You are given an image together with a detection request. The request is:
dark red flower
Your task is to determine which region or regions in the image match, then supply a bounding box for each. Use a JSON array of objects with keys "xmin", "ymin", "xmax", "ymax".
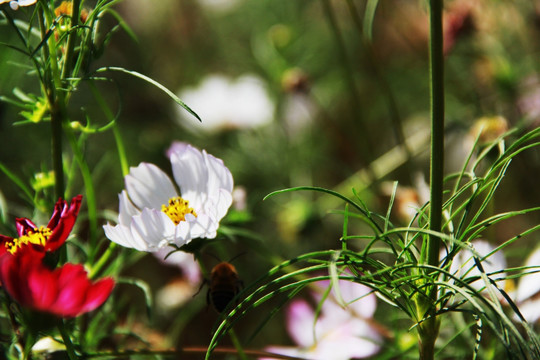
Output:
[
  {"xmin": 0, "ymin": 195, "xmax": 82, "ymax": 257},
  {"xmin": 0, "ymin": 254, "xmax": 114, "ymax": 317}
]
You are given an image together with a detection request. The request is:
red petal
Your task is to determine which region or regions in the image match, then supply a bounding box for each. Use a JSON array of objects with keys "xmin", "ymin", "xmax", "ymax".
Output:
[
  {"xmin": 52, "ymin": 264, "xmax": 90, "ymax": 317},
  {"xmin": 0, "ymin": 254, "xmax": 24, "ymax": 300},
  {"xmin": 50, "ymin": 263, "xmax": 114, "ymax": 317},
  {"xmin": 0, "ymin": 255, "xmax": 53, "ymax": 309},
  {"xmin": 80, "ymin": 277, "xmax": 115, "ymax": 314},
  {"xmin": 15, "ymin": 218, "xmax": 37, "ymax": 236},
  {"xmin": 26, "ymin": 262, "xmax": 58, "ymax": 310},
  {"xmin": 46, "ymin": 195, "xmax": 83, "ymax": 252}
]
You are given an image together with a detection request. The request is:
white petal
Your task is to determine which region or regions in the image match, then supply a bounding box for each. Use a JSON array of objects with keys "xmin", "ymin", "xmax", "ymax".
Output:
[
  {"xmin": 516, "ymin": 248, "xmax": 540, "ymax": 302},
  {"xmin": 125, "ymin": 163, "xmax": 177, "ymax": 210},
  {"xmin": 450, "ymin": 239, "xmax": 507, "ymax": 291},
  {"xmin": 170, "ymin": 145, "xmax": 209, "ymax": 208},
  {"xmin": 166, "ymin": 141, "xmax": 189, "ymax": 159},
  {"xmin": 204, "ymin": 150, "xmax": 234, "ymax": 195},
  {"xmin": 516, "ymin": 298, "xmax": 540, "ymax": 323},
  {"xmin": 187, "ymin": 213, "xmax": 218, "ymax": 239},
  {"xmin": 104, "ymin": 209, "xmax": 175, "ymax": 252},
  {"xmin": 132, "ymin": 208, "xmax": 177, "ymax": 249},
  {"xmin": 103, "ymin": 223, "xmax": 151, "ymax": 251},
  {"xmin": 118, "ymin": 190, "xmax": 140, "ymax": 225},
  {"xmin": 169, "ymin": 144, "xmax": 233, "ymax": 221},
  {"xmin": 171, "ymin": 220, "xmax": 192, "ymax": 247},
  {"xmin": 17, "ymin": 0, "xmax": 36, "ymax": 5}
]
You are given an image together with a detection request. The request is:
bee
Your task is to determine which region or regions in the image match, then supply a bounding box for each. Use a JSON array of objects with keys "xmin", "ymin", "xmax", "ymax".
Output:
[{"xmin": 207, "ymin": 261, "xmax": 243, "ymax": 313}]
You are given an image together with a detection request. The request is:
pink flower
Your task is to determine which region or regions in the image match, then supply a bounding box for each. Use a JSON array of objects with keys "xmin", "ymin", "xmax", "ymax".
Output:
[{"xmin": 263, "ymin": 279, "xmax": 381, "ymax": 360}]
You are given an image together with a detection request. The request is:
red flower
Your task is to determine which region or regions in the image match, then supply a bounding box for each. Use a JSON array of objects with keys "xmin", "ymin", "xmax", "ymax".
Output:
[
  {"xmin": 0, "ymin": 195, "xmax": 82, "ymax": 257},
  {"xmin": 0, "ymin": 255, "xmax": 114, "ymax": 318},
  {"xmin": 0, "ymin": 195, "xmax": 114, "ymax": 317}
]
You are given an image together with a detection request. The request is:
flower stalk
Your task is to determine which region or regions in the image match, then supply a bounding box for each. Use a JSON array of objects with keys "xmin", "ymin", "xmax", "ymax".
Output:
[
  {"xmin": 58, "ymin": 320, "xmax": 78, "ymax": 360},
  {"xmin": 418, "ymin": 0, "xmax": 445, "ymax": 358}
]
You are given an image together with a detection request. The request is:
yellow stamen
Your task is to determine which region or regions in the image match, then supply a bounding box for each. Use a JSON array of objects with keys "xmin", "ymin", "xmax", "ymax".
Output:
[
  {"xmin": 161, "ymin": 197, "xmax": 197, "ymax": 225},
  {"xmin": 5, "ymin": 226, "xmax": 52, "ymax": 254}
]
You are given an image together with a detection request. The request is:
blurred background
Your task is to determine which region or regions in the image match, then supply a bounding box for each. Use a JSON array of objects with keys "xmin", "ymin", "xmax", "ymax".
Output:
[{"xmin": 1, "ymin": 0, "xmax": 540, "ymax": 358}]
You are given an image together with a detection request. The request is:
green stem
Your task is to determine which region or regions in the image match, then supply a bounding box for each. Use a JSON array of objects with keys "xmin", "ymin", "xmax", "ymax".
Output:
[
  {"xmin": 58, "ymin": 320, "xmax": 78, "ymax": 360},
  {"xmin": 320, "ymin": 0, "xmax": 375, "ymax": 160},
  {"xmin": 61, "ymin": 0, "xmax": 81, "ymax": 80},
  {"xmin": 87, "ymin": 82, "xmax": 129, "ymax": 176},
  {"xmin": 427, "ymin": 0, "xmax": 444, "ymax": 272},
  {"xmin": 65, "ymin": 127, "xmax": 98, "ymax": 257},
  {"xmin": 39, "ymin": 3, "xmax": 67, "ymax": 200},
  {"xmin": 89, "ymin": 242, "xmax": 117, "ymax": 279},
  {"xmin": 228, "ymin": 328, "xmax": 248, "ymax": 360},
  {"xmin": 420, "ymin": 0, "xmax": 444, "ymax": 359}
]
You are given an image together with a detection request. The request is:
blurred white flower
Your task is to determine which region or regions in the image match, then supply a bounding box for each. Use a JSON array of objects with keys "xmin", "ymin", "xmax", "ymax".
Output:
[
  {"xmin": 513, "ymin": 248, "xmax": 540, "ymax": 323},
  {"xmin": 31, "ymin": 336, "xmax": 65, "ymax": 354},
  {"xmin": 156, "ymin": 277, "xmax": 198, "ymax": 311},
  {"xmin": 444, "ymin": 239, "xmax": 508, "ymax": 292},
  {"xmin": 176, "ymin": 74, "xmax": 274, "ymax": 133},
  {"xmin": 0, "ymin": 0, "xmax": 36, "ymax": 10},
  {"xmin": 104, "ymin": 142, "xmax": 233, "ymax": 252},
  {"xmin": 443, "ymin": 240, "xmax": 540, "ymax": 323},
  {"xmin": 197, "ymin": 0, "xmax": 241, "ymax": 13},
  {"xmin": 262, "ymin": 279, "xmax": 381, "ymax": 360}
]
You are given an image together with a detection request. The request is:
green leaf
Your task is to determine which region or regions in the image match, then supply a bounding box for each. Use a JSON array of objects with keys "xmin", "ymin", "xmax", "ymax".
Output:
[
  {"xmin": 363, "ymin": 0, "xmax": 380, "ymax": 42},
  {"xmin": 94, "ymin": 66, "xmax": 201, "ymax": 122}
]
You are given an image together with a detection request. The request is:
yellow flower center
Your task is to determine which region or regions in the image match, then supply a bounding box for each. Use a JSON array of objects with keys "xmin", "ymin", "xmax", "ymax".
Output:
[
  {"xmin": 161, "ymin": 197, "xmax": 197, "ymax": 225},
  {"xmin": 5, "ymin": 226, "xmax": 52, "ymax": 254}
]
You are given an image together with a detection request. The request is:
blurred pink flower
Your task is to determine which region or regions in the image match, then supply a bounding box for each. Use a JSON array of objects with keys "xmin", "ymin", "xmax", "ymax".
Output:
[
  {"xmin": 262, "ymin": 279, "xmax": 381, "ymax": 360},
  {"xmin": 153, "ymin": 247, "xmax": 201, "ymax": 284}
]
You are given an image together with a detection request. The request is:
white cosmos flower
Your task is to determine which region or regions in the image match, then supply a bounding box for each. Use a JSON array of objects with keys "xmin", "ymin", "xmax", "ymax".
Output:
[
  {"xmin": 176, "ymin": 74, "xmax": 274, "ymax": 133},
  {"xmin": 103, "ymin": 143, "xmax": 233, "ymax": 252}
]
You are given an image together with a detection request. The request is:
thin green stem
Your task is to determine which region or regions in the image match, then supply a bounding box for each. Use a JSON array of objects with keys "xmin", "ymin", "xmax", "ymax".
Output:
[
  {"xmin": 89, "ymin": 242, "xmax": 117, "ymax": 279},
  {"xmin": 427, "ymin": 0, "xmax": 445, "ymax": 271},
  {"xmin": 58, "ymin": 320, "xmax": 78, "ymax": 360},
  {"xmin": 87, "ymin": 82, "xmax": 129, "ymax": 176},
  {"xmin": 419, "ymin": 0, "xmax": 445, "ymax": 359},
  {"xmin": 61, "ymin": 0, "xmax": 81, "ymax": 80},
  {"xmin": 228, "ymin": 328, "xmax": 248, "ymax": 360},
  {"xmin": 39, "ymin": 3, "xmax": 66, "ymax": 200},
  {"xmin": 65, "ymin": 127, "xmax": 99, "ymax": 257}
]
